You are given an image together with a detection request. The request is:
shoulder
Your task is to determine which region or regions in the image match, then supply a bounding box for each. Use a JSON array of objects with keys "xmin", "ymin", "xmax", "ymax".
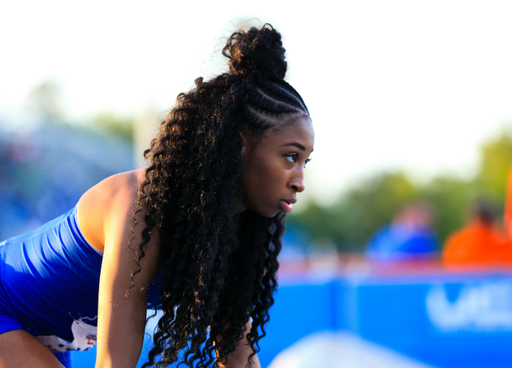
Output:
[
  {"xmin": 86, "ymin": 168, "xmax": 145, "ymax": 204},
  {"xmin": 77, "ymin": 168, "xmax": 147, "ymax": 253}
]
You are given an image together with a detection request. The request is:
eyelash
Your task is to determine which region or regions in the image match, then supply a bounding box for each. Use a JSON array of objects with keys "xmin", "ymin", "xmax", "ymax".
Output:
[{"xmin": 285, "ymin": 154, "xmax": 312, "ymax": 168}]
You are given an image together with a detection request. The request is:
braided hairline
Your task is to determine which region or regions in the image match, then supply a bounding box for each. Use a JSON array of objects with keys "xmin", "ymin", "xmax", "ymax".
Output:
[
  {"xmin": 253, "ymin": 86, "xmax": 303, "ymax": 112},
  {"xmin": 246, "ymin": 106, "xmax": 307, "ymax": 131},
  {"xmin": 263, "ymin": 82, "xmax": 308, "ymax": 112},
  {"xmin": 240, "ymin": 74, "xmax": 309, "ymax": 134}
]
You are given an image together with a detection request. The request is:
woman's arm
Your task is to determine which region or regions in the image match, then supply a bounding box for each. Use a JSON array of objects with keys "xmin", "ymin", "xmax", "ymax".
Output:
[{"xmin": 79, "ymin": 170, "xmax": 161, "ymax": 368}]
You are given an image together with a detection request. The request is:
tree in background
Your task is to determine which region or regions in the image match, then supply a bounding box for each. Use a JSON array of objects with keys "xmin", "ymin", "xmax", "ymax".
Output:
[
  {"xmin": 420, "ymin": 176, "xmax": 479, "ymax": 244},
  {"xmin": 92, "ymin": 111, "xmax": 134, "ymax": 143},
  {"xmin": 477, "ymin": 129, "xmax": 512, "ymax": 205}
]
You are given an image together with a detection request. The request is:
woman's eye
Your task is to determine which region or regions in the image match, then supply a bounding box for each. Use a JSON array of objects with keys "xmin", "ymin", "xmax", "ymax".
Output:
[
  {"xmin": 284, "ymin": 154, "xmax": 297, "ymax": 163},
  {"xmin": 304, "ymin": 158, "xmax": 311, "ymax": 168}
]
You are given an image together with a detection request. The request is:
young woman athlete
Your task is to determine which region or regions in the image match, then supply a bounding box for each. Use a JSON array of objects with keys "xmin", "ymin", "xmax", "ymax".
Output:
[{"xmin": 0, "ymin": 24, "xmax": 314, "ymax": 368}]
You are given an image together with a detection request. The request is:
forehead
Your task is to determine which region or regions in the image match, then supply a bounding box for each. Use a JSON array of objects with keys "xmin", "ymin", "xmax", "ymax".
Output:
[{"xmin": 261, "ymin": 115, "xmax": 315, "ymax": 149}]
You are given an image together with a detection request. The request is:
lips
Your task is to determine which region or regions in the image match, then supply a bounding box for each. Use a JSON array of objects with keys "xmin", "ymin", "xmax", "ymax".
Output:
[{"xmin": 281, "ymin": 198, "xmax": 297, "ymax": 213}]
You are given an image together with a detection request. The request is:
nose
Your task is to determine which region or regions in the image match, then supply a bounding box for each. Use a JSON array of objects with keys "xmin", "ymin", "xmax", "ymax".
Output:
[{"xmin": 289, "ymin": 168, "xmax": 305, "ymax": 193}]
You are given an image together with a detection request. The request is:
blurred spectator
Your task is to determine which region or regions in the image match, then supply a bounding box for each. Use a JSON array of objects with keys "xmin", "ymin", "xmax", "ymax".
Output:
[
  {"xmin": 366, "ymin": 201, "xmax": 438, "ymax": 261},
  {"xmin": 442, "ymin": 200, "xmax": 512, "ymax": 267}
]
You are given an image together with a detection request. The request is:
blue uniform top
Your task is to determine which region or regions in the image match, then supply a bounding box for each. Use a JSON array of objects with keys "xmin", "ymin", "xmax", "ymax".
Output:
[{"xmin": 0, "ymin": 205, "xmax": 161, "ymax": 352}]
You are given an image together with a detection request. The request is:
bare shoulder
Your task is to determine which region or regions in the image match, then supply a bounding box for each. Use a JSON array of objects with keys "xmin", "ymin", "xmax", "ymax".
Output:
[
  {"xmin": 86, "ymin": 168, "xmax": 145, "ymax": 203},
  {"xmin": 77, "ymin": 168, "xmax": 147, "ymax": 253}
]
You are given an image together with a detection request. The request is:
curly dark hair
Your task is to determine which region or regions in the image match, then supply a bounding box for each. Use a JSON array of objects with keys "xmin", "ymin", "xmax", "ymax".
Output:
[{"xmin": 134, "ymin": 24, "xmax": 310, "ymax": 368}]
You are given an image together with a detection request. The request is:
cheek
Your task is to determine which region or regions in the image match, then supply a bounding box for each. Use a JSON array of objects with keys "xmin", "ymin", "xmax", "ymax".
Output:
[
  {"xmin": 244, "ymin": 160, "xmax": 281, "ymax": 198},
  {"xmin": 256, "ymin": 164, "xmax": 285, "ymax": 196}
]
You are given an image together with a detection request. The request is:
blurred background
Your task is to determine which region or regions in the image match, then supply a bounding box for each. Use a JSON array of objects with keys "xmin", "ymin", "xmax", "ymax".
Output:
[{"xmin": 2, "ymin": 1, "xmax": 512, "ymax": 367}]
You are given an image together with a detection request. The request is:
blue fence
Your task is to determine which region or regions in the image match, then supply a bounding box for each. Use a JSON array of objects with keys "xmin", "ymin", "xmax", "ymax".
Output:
[
  {"xmin": 259, "ymin": 267, "xmax": 512, "ymax": 368},
  {"xmin": 69, "ymin": 265, "xmax": 512, "ymax": 367}
]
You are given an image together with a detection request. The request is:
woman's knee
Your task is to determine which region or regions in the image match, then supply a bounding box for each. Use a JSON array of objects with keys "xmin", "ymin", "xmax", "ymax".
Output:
[{"xmin": 0, "ymin": 329, "xmax": 64, "ymax": 368}]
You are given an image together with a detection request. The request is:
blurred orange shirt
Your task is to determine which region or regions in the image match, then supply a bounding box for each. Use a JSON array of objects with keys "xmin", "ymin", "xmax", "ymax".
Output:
[
  {"xmin": 505, "ymin": 165, "xmax": 512, "ymax": 238},
  {"xmin": 442, "ymin": 221, "xmax": 512, "ymax": 267}
]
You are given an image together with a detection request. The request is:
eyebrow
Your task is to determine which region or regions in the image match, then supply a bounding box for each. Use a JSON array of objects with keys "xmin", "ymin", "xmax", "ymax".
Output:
[{"xmin": 283, "ymin": 142, "xmax": 314, "ymax": 153}]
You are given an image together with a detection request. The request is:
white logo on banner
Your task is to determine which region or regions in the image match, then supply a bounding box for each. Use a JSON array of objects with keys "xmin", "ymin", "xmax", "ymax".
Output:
[{"xmin": 426, "ymin": 282, "xmax": 512, "ymax": 332}]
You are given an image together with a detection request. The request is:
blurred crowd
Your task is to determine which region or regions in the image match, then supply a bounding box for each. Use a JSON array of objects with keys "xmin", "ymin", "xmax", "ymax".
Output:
[
  {"xmin": 364, "ymin": 179, "xmax": 512, "ymax": 269},
  {"xmin": 0, "ymin": 122, "xmax": 134, "ymax": 240}
]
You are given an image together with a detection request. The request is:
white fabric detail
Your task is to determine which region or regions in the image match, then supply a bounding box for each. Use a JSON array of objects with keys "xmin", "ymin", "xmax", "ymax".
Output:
[{"xmin": 35, "ymin": 320, "xmax": 97, "ymax": 353}]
